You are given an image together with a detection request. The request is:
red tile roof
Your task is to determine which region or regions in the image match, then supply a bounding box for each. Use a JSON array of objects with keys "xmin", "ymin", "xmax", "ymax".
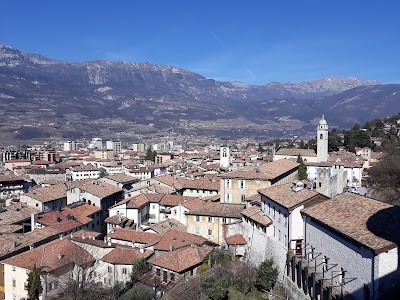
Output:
[
  {"xmin": 2, "ymin": 239, "xmax": 93, "ymax": 272},
  {"xmin": 226, "ymin": 234, "xmax": 247, "ymax": 245},
  {"xmin": 102, "ymin": 247, "xmax": 153, "ymax": 265},
  {"xmin": 301, "ymin": 193, "xmax": 397, "ymax": 253},
  {"xmin": 185, "ymin": 203, "xmax": 245, "ymax": 218},
  {"xmin": 258, "ymin": 182, "xmax": 320, "ymax": 210},
  {"xmin": 144, "ymin": 219, "xmax": 187, "ymax": 235},
  {"xmin": 149, "ymin": 244, "xmax": 213, "ymax": 273},
  {"xmin": 154, "ymin": 230, "xmax": 208, "ymax": 251},
  {"xmin": 241, "ymin": 206, "xmax": 272, "ymax": 226},
  {"xmin": 107, "ymin": 228, "xmax": 162, "ymax": 247},
  {"xmin": 220, "ymin": 159, "xmax": 299, "ymax": 180}
]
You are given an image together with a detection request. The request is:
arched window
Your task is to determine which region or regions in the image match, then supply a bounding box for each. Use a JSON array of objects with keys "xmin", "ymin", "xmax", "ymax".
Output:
[
  {"xmin": 320, "ymin": 133, "xmax": 323, "ymax": 139},
  {"xmin": 319, "ymin": 182, "xmax": 322, "ymax": 188}
]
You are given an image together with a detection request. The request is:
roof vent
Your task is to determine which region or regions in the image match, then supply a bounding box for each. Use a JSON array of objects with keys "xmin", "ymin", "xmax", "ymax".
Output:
[{"xmin": 255, "ymin": 168, "xmax": 260, "ymax": 173}]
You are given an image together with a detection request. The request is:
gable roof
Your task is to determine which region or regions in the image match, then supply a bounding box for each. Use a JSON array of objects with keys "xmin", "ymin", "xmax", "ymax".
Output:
[
  {"xmin": 226, "ymin": 234, "xmax": 247, "ymax": 245},
  {"xmin": 144, "ymin": 219, "xmax": 187, "ymax": 235},
  {"xmin": 154, "ymin": 230, "xmax": 208, "ymax": 251},
  {"xmin": 101, "ymin": 247, "xmax": 153, "ymax": 265},
  {"xmin": 107, "ymin": 228, "xmax": 162, "ymax": 247},
  {"xmin": 148, "ymin": 244, "xmax": 213, "ymax": 273},
  {"xmin": 220, "ymin": 159, "xmax": 299, "ymax": 180},
  {"xmin": 258, "ymin": 182, "xmax": 320, "ymax": 210},
  {"xmin": 23, "ymin": 183, "xmax": 68, "ymax": 203},
  {"xmin": 71, "ymin": 180, "xmax": 123, "ymax": 198},
  {"xmin": 185, "ymin": 203, "xmax": 245, "ymax": 218},
  {"xmin": 301, "ymin": 193, "xmax": 397, "ymax": 254},
  {"xmin": 275, "ymin": 148, "xmax": 316, "ymax": 157},
  {"xmin": 2, "ymin": 239, "xmax": 93, "ymax": 272},
  {"xmin": 241, "ymin": 206, "xmax": 272, "ymax": 226}
]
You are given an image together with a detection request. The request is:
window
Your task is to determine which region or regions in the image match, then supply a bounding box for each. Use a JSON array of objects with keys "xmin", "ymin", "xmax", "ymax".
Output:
[
  {"xmin": 284, "ymin": 214, "xmax": 288, "ymax": 226},
  {"xmin": 278, "ymin": 229, "xmax": 281, "ymax": 241},
  {"xmin": 273, "ymin": 207, "xmax": 276, "ymax": 218},
  {"xmin": 173, "ymin": 209, "xmax": 177, "ymax": 215},
  {"xmin": 208, "ymin": 229, "xmax": 213, "ymax": 236},
  {"xmin": 207, "ymin": 216, "xmax": 213, "ymax": 223},
  {"xmin": 240, "ymin": 180, "xmax": 245, "ymax": 189},
  {"xmin": 156, "ymin": 268, "xmax": 161, "ymax": 276},
  {"xmin": 170, "ymin": 273, "xmax": 175, "ymax": 281},
  {"xmin": 196, "ymin": 216, "xmax": 201, "ymax": 222},
  {"xmin": 225, "ymin": 179, "xmax": 231, "ymax": 188},
  {"xmin": 122, "ymin": 268, "xmax": 127, "ymax": 274},
  {"xmin": 225, "ymin": 193, "xmax": 231, "ymax": 202},
  {"xmin": 320, "ymin": 133, "xmax": 323, "ymax": 139},
  {"xmin": 284, "ymin": 235, "xmax": 287, "ymax": 246},
  {"xmin": 273, "ymin": 226, "xmax": 275, "ymax": 237},
  {"xmin": 222, "ymin": 218, "xmax": 227, "ymax": 224},
  {"xmin": 240, "ymin": 195, "xmax": 246, "ymax": 203},
  {"xmin": 12, "ymin": 266, "xmax": 16, "ymax": 271},
  {"xmin": 12, "ymin": 278, "xmax": 16, "ymax": 288},
  {"xmin": 104, "ymin": 278, "xmax": 107, "ymax": 284},
  {"xmin": 108, "ymin": 266, "xmax": 112, "ymax": 273},
  {"xmin": 268, "ymin": 203, "xmax": 271, "ymax": 213},
  {"xmin": 278, "ymin": 210, "xmax": 281, "ymax": 222},
  {"xmin": 195, "ymin": 228, "xmax": 200, "ymax": 235}
]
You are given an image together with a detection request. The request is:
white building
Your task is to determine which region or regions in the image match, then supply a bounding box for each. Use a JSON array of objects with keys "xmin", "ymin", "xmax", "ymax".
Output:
[
  {"xmin": 70, "ymin": 165, "xmax": 100, "ymax": 181},
  {"xmin": 299, "ymin": 193, "xmax": 400, "ymax": 300}
]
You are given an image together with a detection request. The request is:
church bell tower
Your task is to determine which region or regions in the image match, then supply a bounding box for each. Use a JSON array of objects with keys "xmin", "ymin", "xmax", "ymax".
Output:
[{"xmin": 317, "ymin": 114, "xmax": 328, "ymax": 162}]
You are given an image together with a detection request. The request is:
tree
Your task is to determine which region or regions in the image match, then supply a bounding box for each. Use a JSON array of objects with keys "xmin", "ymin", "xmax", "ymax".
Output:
[
  {"xmin": 27, "ymin": 264, "xmax": 43, "ymax": 300},
  {"xmin": 231, "ymin": 262, "xmax": 256, "ymax": 294},
  {"xmin": 119, "ymin": 285, "xmax": 152, "ymax": 300},
  {"xmin": 145, "ymin": 149, "xmax": 157, "ymax": 161},
  {"xmin": 99, "ymin": 167, "xmax": 108, "ymax": 178},
  {"xmin": 201, "ymin": 276, "xmax": 230, "ymax": 300},
  {"xmin": 297, "ymin": 155, "xmax": 307, "ymax": 181},
  {"xmin": 130, "ymin": 258, "xmax": 150, "ymax": 284},
  {"xmin": 369, "ymin": 143, "xmax": 400, "ymax": 205},
  {"xmin": 256, "ymin": 258, "xmax": 278, "ymax": 291}
]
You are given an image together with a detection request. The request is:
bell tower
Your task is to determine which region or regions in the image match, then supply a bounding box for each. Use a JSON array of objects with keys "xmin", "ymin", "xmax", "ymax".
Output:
[{"xmin": 317, "ymin": 114, "xmax": 328, "ymax": 162}]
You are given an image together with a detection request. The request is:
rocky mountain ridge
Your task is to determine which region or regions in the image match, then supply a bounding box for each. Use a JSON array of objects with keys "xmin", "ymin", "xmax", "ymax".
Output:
[{"xmin": 0, "ymin": 44, "xmax": 398, "ymax": 143}]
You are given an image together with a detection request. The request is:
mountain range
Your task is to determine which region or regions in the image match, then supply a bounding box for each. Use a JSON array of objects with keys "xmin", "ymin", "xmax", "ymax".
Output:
[{"xmin": 0, "ymin": 44, "xmax": 399, "ymax": 143}]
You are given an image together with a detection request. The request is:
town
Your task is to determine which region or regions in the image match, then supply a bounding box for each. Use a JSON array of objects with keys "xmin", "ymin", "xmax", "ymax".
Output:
[{"xmin": 0, "ymin": 114, "xmax": 398, "ymax": 300}]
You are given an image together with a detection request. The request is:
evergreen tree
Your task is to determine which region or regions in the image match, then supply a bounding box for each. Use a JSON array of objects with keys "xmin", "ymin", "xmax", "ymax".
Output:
[
  {"xmin": 256, "ymin": 258, "xmax": 278, "ymax": 291},
  {"xmin": 145, "ymin": 148, "xmax": 153, "ymax": 161},
  {"xmin": 27, "ymin": 264, "xmax": 43, "ymax": 300},
  {"xmin": 297, "ymin": 155, "xmax": 307, "ymax": 180},
  {"xmin": 98, "ymin": 167, "xmax": 108, "ymax": 178}
]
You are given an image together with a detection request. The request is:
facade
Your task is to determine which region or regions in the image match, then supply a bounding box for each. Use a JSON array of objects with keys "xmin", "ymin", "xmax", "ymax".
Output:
[
  {"xmin": 186, "ymin": 202, "xmax": 245, "ymax": 244},
  {"xmin": 220, "ymin": 159, "xmax": 299, "ymax": 204},
  {"xmin": 273, "ymin": 148, "xmax": 317, "ymax": 163},
  {"xmin": 71, "ymin": 165, "xmax": 100, "ymax": 181},
  {"xmin": 149, "ymin": 244, "xmax": 213, "ymax": 286},
  {"xmin": 20, "ymin": 183, "xmax": 67, "ymax": 212}
]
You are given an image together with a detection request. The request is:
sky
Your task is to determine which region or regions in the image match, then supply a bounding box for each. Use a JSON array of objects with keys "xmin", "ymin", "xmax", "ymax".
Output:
[{"xmin": 1, "ymin": 0, "xmax": 400, "ymax": 85}]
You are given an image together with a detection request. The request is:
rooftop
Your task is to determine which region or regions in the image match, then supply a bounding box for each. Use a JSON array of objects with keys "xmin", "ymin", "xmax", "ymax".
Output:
[
  {"xmin": 102, "ymin": 247, "xmax": 153, "ymax": 265},
  {"xmin": 220, "ymin": 159, "xmax": 299, "ymax": 180},
  {"xmin": 148, "ymin": 244, "xmax": 213, "ymax": 273},
  {"xmin": 154, "ymin": 230, "xmax": 209, "ymax": 251},
  {"xmin": 301, "ymin": 193, "xmax": 397, "ymax": 254},
  {"xmin": 258, "ymin": 182, "xmax": 321, "ymax": 210},
  {"xmin": 144, "ymin": 219, "xmax": 187, "ymax": 235},
  {"xmin": 241, "ymin": 206, "xmax": 272, "ymax": 226},
  {"xmin": 185, "ymin": 203, "xmax": 245, "ymax": 218}
]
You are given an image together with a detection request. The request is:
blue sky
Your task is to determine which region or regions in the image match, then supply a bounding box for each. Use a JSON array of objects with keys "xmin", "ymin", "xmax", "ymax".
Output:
[{"xmin": 1, "ymin": 1, "xmax": 400, "ymax": 84}]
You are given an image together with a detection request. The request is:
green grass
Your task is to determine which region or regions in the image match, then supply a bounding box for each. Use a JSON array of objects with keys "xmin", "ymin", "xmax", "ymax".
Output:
[{"xmin": 227, "ymin": 287, "xmax": 267, "ymax": 300}]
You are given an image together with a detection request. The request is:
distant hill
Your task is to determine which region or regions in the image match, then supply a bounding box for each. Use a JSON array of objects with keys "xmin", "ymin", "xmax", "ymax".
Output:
[{"xmin": 0, "ymin": 44, "xmax": 398, "ymax": 143}]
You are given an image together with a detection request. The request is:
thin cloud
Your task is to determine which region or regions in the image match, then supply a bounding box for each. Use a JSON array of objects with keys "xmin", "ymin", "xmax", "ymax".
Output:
[
  {"xmin": 247, "ymin": 70, "xmax": 256, "ymax": 80},
  {"xmin": 211, "ymin": 31, "xmax": 223, "ymax": 44}
]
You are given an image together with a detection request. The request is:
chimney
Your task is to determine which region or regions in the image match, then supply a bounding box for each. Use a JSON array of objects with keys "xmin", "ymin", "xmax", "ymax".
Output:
[
  {"xmin": 169, "ymin": 244, "xmax": 174, "ymax": 252},
  {"xmin": 139, "ymin": 248, "xmax": 144, "ymax": 253},
  {"xmin": 107, "ymin": 241, "xmax": 112, "ymax": 246},
  {"xmin": 104, "ymin": 237, "xmax": 107, "ymax": 244},
  {"xmin": 70, "ymin": 233, "xmax": 74, "ymax": 239},
  {"xmin": 59, "ymin": 234, "xmax": 63, "ymax": 240},
  {"xmin": 82, "ymin": 234, "xmax": 86, "ymax": 240}
]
